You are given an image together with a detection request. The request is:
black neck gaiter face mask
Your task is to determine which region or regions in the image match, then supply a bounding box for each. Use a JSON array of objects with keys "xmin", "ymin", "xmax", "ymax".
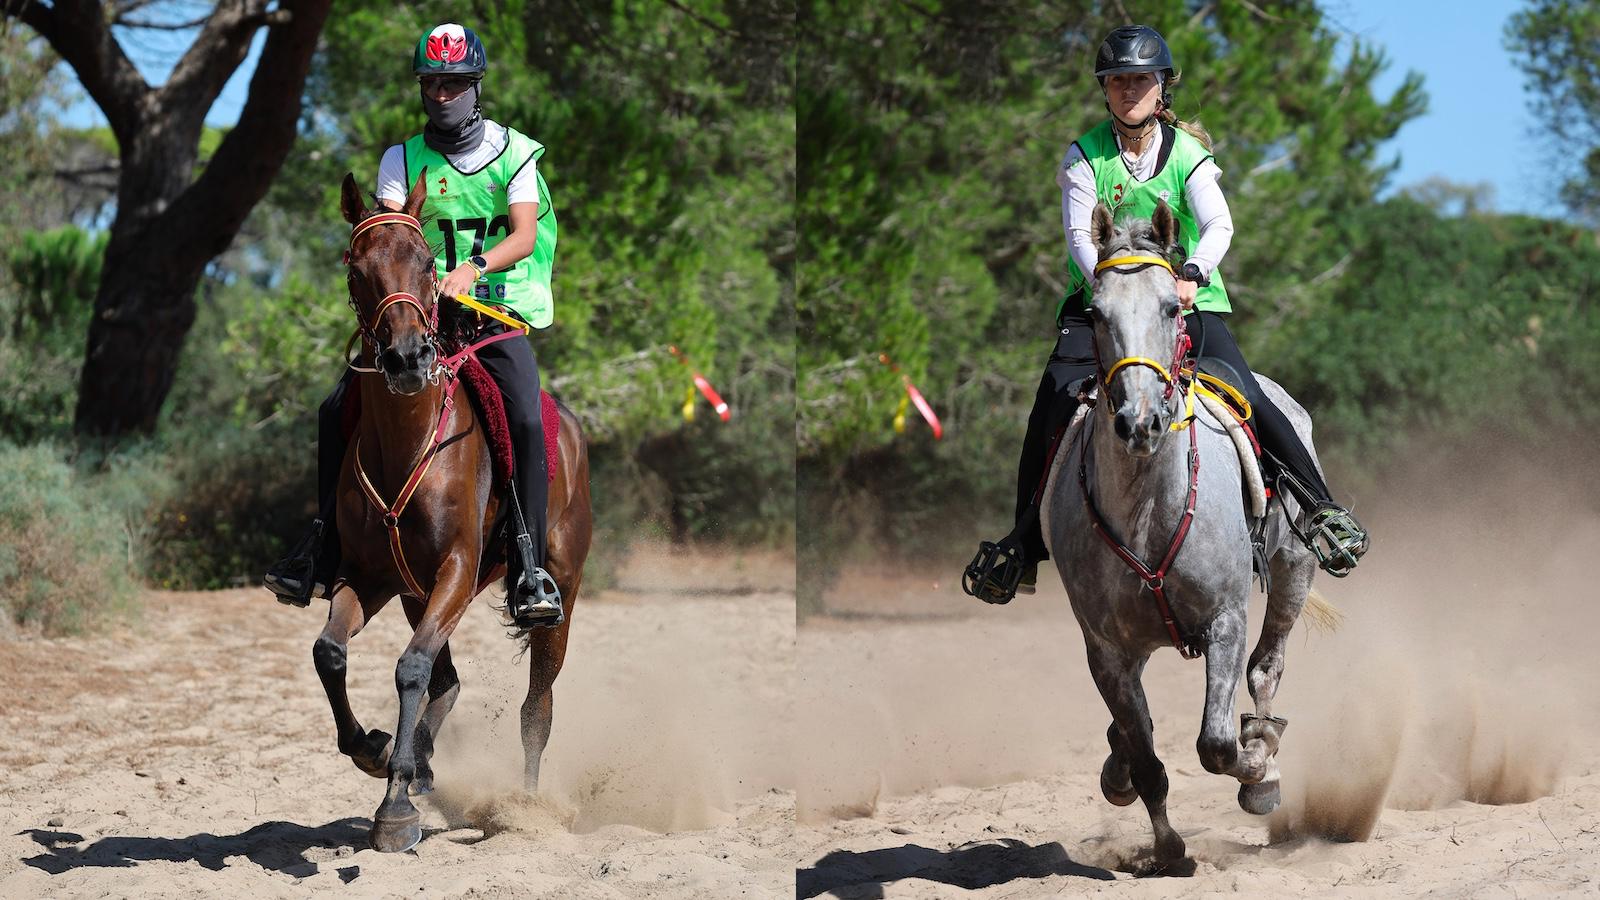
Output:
[{"xmin": 421, "ymin": 84, "xmax": 486, "ymax": 155}]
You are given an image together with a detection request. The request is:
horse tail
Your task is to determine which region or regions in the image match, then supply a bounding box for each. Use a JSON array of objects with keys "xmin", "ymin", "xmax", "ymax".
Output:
[{"xmin": 1300, "ymin": 586, "xmax": 1343, "ymax": 634}]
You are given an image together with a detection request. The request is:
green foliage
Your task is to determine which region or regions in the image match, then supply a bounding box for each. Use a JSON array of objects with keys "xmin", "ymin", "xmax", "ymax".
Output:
[
  {"xmin": 4, "ymin": 225, "xmax": 107, "ymax": 346},
  {"xmin": 1262, "ymin": 196, "xmax": 1600, "ymax": 471},
  {"xmin": 0, "ymin": 226, "xmax": 107, "ymax": 443},
  {"xmin": 1507, "ymin": 0, "xmax": 1600, "ymax": 222},
  {"xmin": 137, "ymin": 421, "xmax": 317, "ymax": 590},
  {"xmin": 0, "ymin": 442, "xmax": 142, "ymax": 635}
]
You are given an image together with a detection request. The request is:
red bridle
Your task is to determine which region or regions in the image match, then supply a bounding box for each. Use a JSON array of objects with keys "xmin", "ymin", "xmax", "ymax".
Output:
[
  {"xmin": 339, "ymin": 210, "xmax": 533, "ymax": 600},
  {"xmin": 346, "ymin": 212, "xmax": 440, "ymax": 371},
  {"xmin": 1080, "ymin": 257, "xmax": 1203, "ymax": 659}
]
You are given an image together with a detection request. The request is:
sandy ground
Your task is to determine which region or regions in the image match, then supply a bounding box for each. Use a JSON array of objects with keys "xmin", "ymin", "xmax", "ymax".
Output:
[
  {"xmin": 0, "ymin": 545, "xmax": 795, "ymax": 899},
  {"xmin": 797, "ymin": 452, "xmax": 1600, "ymax": 897}
]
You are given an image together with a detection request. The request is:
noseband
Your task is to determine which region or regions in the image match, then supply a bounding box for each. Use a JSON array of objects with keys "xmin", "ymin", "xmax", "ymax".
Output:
[
  {"xmin": 345, "ymin": 212, "xmax": 440, "ymax": 377},
  {"xmin": 1091, "ymin": 254, "xmax": 1193, "ymax": 427}
]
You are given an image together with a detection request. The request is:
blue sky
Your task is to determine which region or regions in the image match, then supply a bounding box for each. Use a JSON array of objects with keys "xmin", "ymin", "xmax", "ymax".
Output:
[
  {"xmin": 59, "ymin": 2, "xmax": 1548, "ymax": 216},
  {"xmin": 1327, "ymin": 0, "xmax": 1547, "ymax": 215}
]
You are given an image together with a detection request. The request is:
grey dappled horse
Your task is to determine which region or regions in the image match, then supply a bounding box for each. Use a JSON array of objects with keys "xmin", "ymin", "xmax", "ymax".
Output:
[{"xmin": 1041, "ymin": 200, "xmax": 1324, "ymax": 866}]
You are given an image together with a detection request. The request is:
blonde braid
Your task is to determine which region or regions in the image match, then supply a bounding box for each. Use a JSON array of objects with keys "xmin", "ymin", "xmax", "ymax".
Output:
[{"xmin": 1158, "ymin": 72, "xmax": 1213, "ymax": 151}]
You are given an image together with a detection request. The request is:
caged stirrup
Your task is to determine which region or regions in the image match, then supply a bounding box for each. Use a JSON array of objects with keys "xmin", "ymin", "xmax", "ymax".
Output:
[
  {"xmin": 962, "ymin": 538, "xmax": 1026, "ymax": 605},
  {"xmin": 1304, "ymin": 503, "xmax": 1369, "ymax": 578},
  {"xmin": 1270, "ymin": 468, "xmax": 1370, "ymax": 578},
  {"xmin": 508, "ymin": 530, "xmax": 565, "ymax": 628}
]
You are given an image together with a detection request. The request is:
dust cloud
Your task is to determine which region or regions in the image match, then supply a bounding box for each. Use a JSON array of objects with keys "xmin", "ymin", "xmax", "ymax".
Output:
[{"xmin": 799, "ymin": 438, "xmax": 1600, "ymax": 840}]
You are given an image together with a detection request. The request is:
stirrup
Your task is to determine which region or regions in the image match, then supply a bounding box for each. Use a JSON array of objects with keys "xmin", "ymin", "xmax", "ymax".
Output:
[
  {"xmin": 962, "ymin": 539, "xmax": 1025, "ymax": 605},
  {"xmin": 508, "ymin": 532, "xmax": 564, "ymax": 628},
  {"xmin": 1304, "ymin": 504, "xmax": 1369, "ymax": 578},
  {"xmin": 263, "ymin": 518, "xmax": 324, "ymax": 608}
]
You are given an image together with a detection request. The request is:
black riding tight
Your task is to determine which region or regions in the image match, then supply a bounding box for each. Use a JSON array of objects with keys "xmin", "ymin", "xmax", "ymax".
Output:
[{"xmin": 1012, "ymin": 309, "xmax": 1334, "ymax": 565}]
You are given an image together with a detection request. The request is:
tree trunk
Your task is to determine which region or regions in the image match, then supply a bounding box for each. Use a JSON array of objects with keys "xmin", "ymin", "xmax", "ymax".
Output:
[
  {"xmin": 18, "ymin": 0, "xmax": 338, "ymax": 439},
  {"xmin": 73, "ymin": 229, "xmax": 206, "ymax": 436}
]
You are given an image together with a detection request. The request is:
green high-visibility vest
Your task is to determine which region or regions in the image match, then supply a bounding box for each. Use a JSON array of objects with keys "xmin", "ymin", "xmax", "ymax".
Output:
[
  {"xmin": 403, "ymin": 128, "xmax": 557, "ymax": 329},
  {"xmin": 1061, "ymin": 119, "xmax": 1231, "ymax": 317}
]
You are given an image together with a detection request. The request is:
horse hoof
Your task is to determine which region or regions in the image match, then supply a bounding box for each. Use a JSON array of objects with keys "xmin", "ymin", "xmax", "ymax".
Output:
[
  {"xmin": 1100, "ymin": 756, "xmax": 1138, "ymax": 807},
  {"xmin": 370, "ymin": 814, "xmax": 422, "ymax": 853},
  {"xmin": 1154, "ymin": 830, "xmax": 1187, "ymax": 864},
  {"xmin": 371, "ymin": 797, "xmax": 422, "ymax": 853},
  {"xmin": 1239, "ymin": 779, "xmax": 1281, "ymax": 815},
  {"xmin": 352, "ymin": 730, "xmax": 393, "ymax": 779}
]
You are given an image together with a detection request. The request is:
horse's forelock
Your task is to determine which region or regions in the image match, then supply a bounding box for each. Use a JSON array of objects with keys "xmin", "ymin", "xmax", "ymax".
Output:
[{"xmin": 1100, "ymin": 220, "xmax": 1163, "ymax": 261}]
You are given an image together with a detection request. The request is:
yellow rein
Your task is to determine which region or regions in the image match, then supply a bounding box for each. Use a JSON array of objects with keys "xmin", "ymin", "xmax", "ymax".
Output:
[{"xmin": 449, "ymin": 292, "xmax": 530, "ymax": 334}]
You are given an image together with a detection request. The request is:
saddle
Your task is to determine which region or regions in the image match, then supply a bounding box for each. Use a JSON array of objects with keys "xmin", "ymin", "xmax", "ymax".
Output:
[{"xmin": 341, "ymin": 359, "xmax": 560, "ymax": 487}]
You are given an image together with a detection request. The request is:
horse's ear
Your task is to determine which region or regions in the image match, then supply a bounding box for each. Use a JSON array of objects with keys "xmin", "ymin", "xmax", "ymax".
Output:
[
  {"xmin": 402, "ymin": 166, "xmax": 428, "ymax": 219},
  {"xmin": 340, "ymin": 173, "xmax": 367, "ymax": 225},
  {"xmin": 1090, "ymin": 202, "xmax": 1116, "ymax": 256},
  {"xmin": 1151, "ymin": 199, "xmax": 1179, "ymax": 254}
]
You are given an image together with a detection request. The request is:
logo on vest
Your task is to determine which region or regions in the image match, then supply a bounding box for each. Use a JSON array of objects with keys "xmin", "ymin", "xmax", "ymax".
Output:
[
  {"xmin": 487, "ymin": 181, "xmax": 500, "ymax": 194},
  {"xmin": 1158, "ymin": 189, "xmax": 1171, "ymax": 203},
  {"xmin": 1112, "ymin": 182, "xmax": 1125, "ymax": 205}
]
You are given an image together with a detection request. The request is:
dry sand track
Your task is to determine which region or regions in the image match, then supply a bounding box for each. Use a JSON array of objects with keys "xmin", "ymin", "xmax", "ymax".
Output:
[
  {"xmin": 797, "ymin": 452, "xmax": 1600, "ymax": 897},
  {"xmin": 0, "ymin": 546, "xmax": 795, "ymax": 899}
]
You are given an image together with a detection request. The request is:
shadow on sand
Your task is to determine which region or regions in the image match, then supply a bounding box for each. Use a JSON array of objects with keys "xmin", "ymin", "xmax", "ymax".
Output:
[
  {"xmin": 21, "ymin": 818, "xmax": 372, "ymax": 880},
  {"xmin": 796, "ymin": 838, "xmax": 1121, "ymax": 899}
]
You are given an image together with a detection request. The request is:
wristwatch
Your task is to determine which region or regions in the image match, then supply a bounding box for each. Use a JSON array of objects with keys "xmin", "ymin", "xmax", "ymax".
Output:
[
  {"xmin": 468, "ymin": 254, "xmax": 489, "ymax": 277},
  {"xmin": 1178, "ymin": 261, "xmax": 1209, "ymax": 286}
]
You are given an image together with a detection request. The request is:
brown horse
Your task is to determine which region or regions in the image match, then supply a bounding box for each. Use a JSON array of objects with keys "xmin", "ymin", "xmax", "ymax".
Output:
[{"xmin": 312, "ymin": 171, "xmax": 592, "ymax": 853}]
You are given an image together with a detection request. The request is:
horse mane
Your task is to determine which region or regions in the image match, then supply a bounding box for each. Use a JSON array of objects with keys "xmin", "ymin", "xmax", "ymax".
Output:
[{"xmin": 1103, "ymin": 216, "xmax": 1167, "ymax": 260}]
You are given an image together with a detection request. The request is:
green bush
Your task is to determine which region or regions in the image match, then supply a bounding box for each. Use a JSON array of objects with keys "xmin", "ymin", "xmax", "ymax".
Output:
[{"xmin": 0, "ymin": 442, "xmax": 143, "ymax": 635}]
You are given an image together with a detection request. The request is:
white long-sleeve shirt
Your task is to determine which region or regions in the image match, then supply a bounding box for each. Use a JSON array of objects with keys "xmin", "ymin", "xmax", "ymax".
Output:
[{"xmin": 1057, "ymin": 124, "xmax": 1233, "ymax": 283}]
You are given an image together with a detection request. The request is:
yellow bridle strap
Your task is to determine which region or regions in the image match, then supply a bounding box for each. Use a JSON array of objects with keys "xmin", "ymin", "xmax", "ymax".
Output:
[
  {"xmin": 1103, "ymin": 356, "xmax": 1196, "ymax": 433},
  {"xmin": 350, "ymin": 212, "xmax": 424, "ymax": 245},
  {"xmin": 1094, "ymin": 255, "xmax": 1174, "ymax": 275},
  {"xmin": 1104, "ymin": 356, "xmax": 1174, "ymax": 386},
  {"xmin": 450, "ymin": 293, "xmax": 530, "ymax": 334}
]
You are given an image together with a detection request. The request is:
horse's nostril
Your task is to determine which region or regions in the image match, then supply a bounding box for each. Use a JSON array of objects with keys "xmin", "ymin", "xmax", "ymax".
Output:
[{"xmin": 1114, "ymin": 412, "xmax": 1134, "ymax": 441}]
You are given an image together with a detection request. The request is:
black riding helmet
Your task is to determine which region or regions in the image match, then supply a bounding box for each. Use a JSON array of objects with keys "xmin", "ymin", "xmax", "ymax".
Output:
[
  {"xmin": 1095, "ymin": 25, "xmax": 1175, "ymax": 126},
  {"xmin": 1094, "ymin": 24, "xmax": 1174, "ymax": 81},
  {"xmin": 412, "ymin": 23, "xmax": 488, "ymax": 79}
]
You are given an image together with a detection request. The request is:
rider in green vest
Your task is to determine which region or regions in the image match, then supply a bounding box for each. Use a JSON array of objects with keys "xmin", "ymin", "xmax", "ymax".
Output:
[
  {"xmin": 964, "ymin": 24, "xmax": 1370, "ymax": 605},
  {"xmin": 264, "ymin": 23, "xmax": 564, "ymax": 629}
]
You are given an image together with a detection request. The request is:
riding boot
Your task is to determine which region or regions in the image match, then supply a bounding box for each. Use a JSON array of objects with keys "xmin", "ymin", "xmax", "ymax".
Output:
[
  {"xmin": 1187, "ymin": 311, "xmax": 1371, "ymax": 577},
  {"xmin": 505, "ymin": 480, "xmax": 563, "ymax": 628},
  {"xmin": 264, "ymin": 512, "xmax": 339, "ymax": 607},
  {"xmin": 1268, "ymin": 463, "xmax": 1370, "ymax": 578},
  {"xmin": 265, "ymin": 371, "xmax": 353, "ymax": 607},
  {"xmin": 965, "ymin": 312, "xmax": 1095, "ymax": 605}
]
